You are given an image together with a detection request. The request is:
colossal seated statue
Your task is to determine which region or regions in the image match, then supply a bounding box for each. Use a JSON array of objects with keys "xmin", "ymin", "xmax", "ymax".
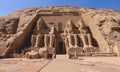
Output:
[
  {"xmin": 77, "ymin": 19, "xmax": 93, "ymax": 48},
  {"xmin": 64, "ymin": 20, "xmax": 75, "ymax": 48}
]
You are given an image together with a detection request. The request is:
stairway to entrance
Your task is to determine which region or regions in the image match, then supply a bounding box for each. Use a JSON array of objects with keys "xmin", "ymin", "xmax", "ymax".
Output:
[
  {"xmin": 55, "ymin": 54, "xmax": 68, "ymax": 59},
  {"xmin": 39, "ymin": 55, "xmax": 81, "ymax": 72}
]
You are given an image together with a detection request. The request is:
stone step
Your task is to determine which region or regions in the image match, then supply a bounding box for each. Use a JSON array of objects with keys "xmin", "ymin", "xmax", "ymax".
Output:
[{"xmin": 56, "ymin": 54, "xmax": 68, "ymax": 59}]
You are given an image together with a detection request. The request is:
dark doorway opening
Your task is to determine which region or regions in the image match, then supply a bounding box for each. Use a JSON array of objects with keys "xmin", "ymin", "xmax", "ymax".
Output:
[{"xmin": 58, "ymin": 41, "xmax": 66, "ymax": 54}]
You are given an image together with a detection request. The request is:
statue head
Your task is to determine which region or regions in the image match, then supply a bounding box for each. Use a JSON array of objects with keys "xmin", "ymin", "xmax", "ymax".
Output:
[
  {"xmin": 66, "ymin": 20, "xmax": 74, "ymax": 30},
  {"xmin": 49, "ymin": 25, "xmax": 56, "ymax": 34},
  {"xmin": 77, "ymin": 19, "xmax": 86, "ymax": 29}
]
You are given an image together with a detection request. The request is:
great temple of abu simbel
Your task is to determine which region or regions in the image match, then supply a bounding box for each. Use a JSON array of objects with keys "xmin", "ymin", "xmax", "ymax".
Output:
[
  {"xmin": 0, "ymin": 6, "xmax": 120, "ymax": 59},
  {"xmin": 31, "ymin": 17, "xmax": 95, "ymax": 55}
]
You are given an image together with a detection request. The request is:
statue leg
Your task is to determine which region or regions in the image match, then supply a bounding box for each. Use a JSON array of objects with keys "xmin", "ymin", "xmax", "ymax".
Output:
[
  {"xmin": 44, "ymin": 35, "xmax": 49, "ymax": 47},
  {"xmin": 35, "ymin": 35, "xmax": 41, "ymax": 47},
  {"xmin": 66, "ymin": 47, "xmax": 70, "ymax": 58},
  {"xmin": 49, "ymin": 35, "xmax": 55, "ymax": 47},
  {"xmin": 64, "ymin": 35, "xmax": 69, "ymax": 58},
  {"xmin": 74, "ymin": 34, "xmax": 79, "ymax": 48},
  {"xmin": 80, "ymin": 34, "xmax": 88, "ymax": 48},
  {"xmin": 68, "ymin": 34, "xmax": 74, "ymax": 47},
  {"xmin": 52, "ymin": 48, "xmax": 56, "ymax": 59},
  {"xmin": 31, "ymin": 35, "xmax": 36, "ymax": 47},
  {"xmin": 87, "ymin": 34, "xmax": 93, "ymax": 47}
]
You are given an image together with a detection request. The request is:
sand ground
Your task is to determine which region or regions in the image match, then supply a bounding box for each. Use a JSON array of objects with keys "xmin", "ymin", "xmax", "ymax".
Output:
[
  {"xmin": 0, "ymin": 58, "xmax": 50, "ymax": 72},
  {"xmin": 74, "ymin": 57, "xmax": 120, "ymax": 72},
  {"xmin": 0, "ymin": 56, "xmax": 120, "ymax": 72},
  {"xmin": 40, "ymin": 55, "xmax": 120, "ymax": 72}
]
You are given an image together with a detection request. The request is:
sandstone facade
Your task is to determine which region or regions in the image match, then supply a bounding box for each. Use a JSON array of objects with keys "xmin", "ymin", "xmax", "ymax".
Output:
[{"xmin": 0, "ymin": 6, "xmax": 120, "ymax": 58}]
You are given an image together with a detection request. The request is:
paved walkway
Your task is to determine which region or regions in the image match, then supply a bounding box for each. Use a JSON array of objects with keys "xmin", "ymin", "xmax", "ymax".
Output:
[{"xmin": 39, "ymin": 55, "xmax": 81, "ymax": 72}]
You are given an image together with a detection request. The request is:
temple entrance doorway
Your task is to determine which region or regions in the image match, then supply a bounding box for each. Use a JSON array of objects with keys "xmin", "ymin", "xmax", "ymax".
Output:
[{"xmin": 58, "ymin": 41, "xmax": 66, "ymax": 54}]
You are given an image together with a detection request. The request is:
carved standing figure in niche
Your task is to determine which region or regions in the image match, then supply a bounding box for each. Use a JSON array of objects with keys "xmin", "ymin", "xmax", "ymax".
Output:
[{"xmin": 77, "ymin": 19, "xmax": 93, "ymax": 48}]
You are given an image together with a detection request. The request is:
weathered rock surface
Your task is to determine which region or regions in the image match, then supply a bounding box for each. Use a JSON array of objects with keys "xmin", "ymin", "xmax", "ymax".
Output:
[{"xmin": 0, "ymin": 6, "xmax": 120, "ymax": 58}]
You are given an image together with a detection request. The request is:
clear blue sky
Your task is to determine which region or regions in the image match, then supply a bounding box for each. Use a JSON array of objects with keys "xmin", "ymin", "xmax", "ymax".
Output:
[{"xmin": 0, "ymin": 0, "xmax": 120, "ymax": 17}]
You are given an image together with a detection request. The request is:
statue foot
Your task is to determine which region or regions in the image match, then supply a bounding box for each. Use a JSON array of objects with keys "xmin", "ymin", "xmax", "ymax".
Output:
[
  {"xmin": 84, "ymin": 45, "xmax": 88, "ymax": 48},
  {"xmin": 89, "ymin": 45, "xmax": 93, "ymax": 48}
]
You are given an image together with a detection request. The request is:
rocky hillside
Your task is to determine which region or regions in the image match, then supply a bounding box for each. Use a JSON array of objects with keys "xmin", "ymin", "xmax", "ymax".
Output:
[{"xmin": 0, "ymin": 6, "xmax": 120, "ymax": 57}]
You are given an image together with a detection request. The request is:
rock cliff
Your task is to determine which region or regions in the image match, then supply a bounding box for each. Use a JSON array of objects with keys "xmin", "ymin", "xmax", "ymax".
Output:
[{"xmin": 0, "ymin": 6, "xmax": 120, "ymax": 57}]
